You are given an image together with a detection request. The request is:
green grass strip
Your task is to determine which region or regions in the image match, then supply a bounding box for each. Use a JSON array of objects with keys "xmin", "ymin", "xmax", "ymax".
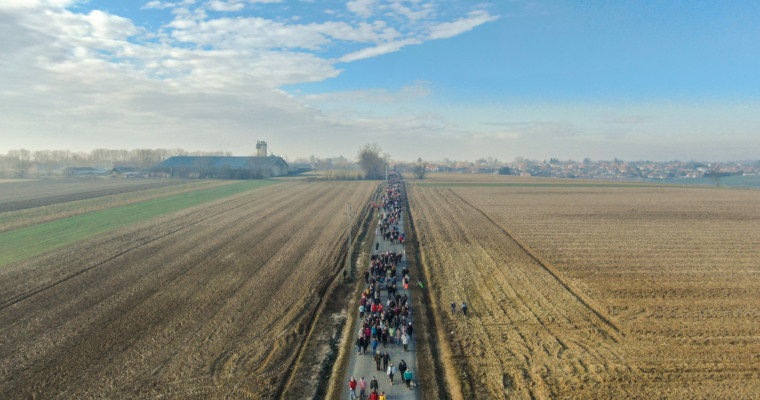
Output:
[{"xmin": 0, "ymin": 180, "xmax": 278, "ymax": 267}]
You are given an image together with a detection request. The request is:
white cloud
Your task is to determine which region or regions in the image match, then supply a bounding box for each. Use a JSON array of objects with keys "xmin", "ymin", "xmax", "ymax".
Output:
[
  {"xmin": 427, "ymin": 10, "xmax": 498, "ymax": 40},
  {"xmin": 347, "ymin": 0, "xmax": 376, "ymax": 19},
  {"xmin": 304, "ymin": 83, "xmax": 432, "ymax": 104},
  {"xmin": 142, "ymin": 1, "xmax": 176, "ymax": 10},
  {"xmin": 472, "ymin": 130, "xmax": 521, "ymax": 140},
  {"xmin": 387, "ymin": 0, "xmax": 435, "ymax": 22},
  {"xmin": 338, "ymin": 38, "xmax": 421, "ymax": 62},
  {"xmin": 481, "ymin": 121, "xmax": 580, "ymax": 138},
  {"xmin": 0, "ymin": 0, "xmax": 508, "ymax": 159},
  {"xmin": 85, "ymin": 10, "xmax": 141, "ymax": 39},
  {"xmin": 0, "ymin": 0, "xmax": 78, "ymax": 9},
  {"xmin": 207, "ymin": 0, "xmax": 245, "ymax": 11}
]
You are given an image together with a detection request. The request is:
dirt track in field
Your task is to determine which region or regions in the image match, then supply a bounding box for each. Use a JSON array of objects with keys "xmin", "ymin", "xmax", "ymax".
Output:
[{"xmin": 0, "ymin": 180, "xmax": 376, "ymax": 399}]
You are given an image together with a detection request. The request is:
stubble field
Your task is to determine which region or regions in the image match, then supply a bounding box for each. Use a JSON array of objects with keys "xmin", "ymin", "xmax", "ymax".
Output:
[
  {"xmin": 0, "ymin": 179, "xmax": 376, "ymax": 399},
  {"xmin": 408, "ymin": 173, "xmax": 760, "ymax": 399}
]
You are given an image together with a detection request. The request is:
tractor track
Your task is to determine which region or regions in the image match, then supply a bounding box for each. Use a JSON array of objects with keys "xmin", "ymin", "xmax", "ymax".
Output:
[{"xmin": 447, "ymin": 188, "xmax": 622, "ymax": 337}]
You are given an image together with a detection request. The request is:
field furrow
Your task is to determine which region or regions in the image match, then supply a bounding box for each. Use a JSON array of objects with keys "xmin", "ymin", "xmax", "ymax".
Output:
[
  {"xmin": 409, "ymin": 173, "xmax": 760, "ymax": 399},
  {"xmin": 0, "ymin": 180, "xmax": 377, "ymax": 399},
  {"xmin": 409, "ymin": 185, "xmax": 631, "ymax": 399}
]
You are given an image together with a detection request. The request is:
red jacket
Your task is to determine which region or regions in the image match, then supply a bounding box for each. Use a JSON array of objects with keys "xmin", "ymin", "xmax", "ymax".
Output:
[
  {"xmin": 370, "ymin": 392, "xmax": 379, "ymax": 400},
  {"xmin": 349, "ymin": 380, "xmax": 357, "ymax": 390}
]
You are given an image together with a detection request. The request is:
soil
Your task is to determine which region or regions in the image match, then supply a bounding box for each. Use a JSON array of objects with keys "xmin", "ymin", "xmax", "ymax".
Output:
[
  {"xmin": 406, "ymin": 174, "xmax": 760, "ymax": 399},
  {"xmin": 0, "ymin": 178, "xmax": 185, "ymax": 212},
  {"xmin": 0, "ymin": 180, "xmax": 376, "ymax": 399}
]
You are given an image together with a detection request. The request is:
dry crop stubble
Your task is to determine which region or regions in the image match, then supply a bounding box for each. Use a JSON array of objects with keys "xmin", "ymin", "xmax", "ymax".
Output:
[
  {"xmin": 410, "ymin": 174, "xmax": 760, "ymax": 399},
  {"xmin": 453, "ymin": 185, "xmax": 760, "ymax": 397},
  {"xmin": 408, "ymin": 185, "xmax": 630, "ymax": 399},
  {"xmin": 0, "ymin": 180, "xmax": 376, "ymax": 399}
]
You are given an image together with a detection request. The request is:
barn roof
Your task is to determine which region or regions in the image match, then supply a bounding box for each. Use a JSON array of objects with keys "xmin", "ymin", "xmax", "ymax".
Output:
[{"xmin": 153, "ymin": 156, "xmax": 287, "ymax": 170}]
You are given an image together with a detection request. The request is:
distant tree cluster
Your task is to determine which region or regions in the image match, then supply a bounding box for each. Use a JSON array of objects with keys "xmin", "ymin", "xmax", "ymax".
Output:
[
  {"xmin": 0, "ymin": 148, "xmax": 232, "ymax": 178},
  {"xmin": 357, "ymin": 143, "xmax": 389, "ymax": 180},
  {"xmin": 291, "ymin": 154, "xmax": 356, "ymax": 171}
]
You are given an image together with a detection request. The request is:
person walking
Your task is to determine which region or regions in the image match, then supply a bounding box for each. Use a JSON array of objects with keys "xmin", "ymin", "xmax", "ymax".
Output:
[
  {"xmin": 398, "ymin": 359, "xmax": 407, "ymax": 385},
  {"xmin": 369, "ymin": 388, "xmax": 379, "ymax": 400},
  {"xmin": 451, "ymin": 302, "xmax": 456, "ymax": 314},
  {"xmin": 379, "ymin": 390, "xmax": 387, "ymax": 400},
  {"xmin": 370, "ymin": 376, "xmax": 379, "ymax": 392},
  {"xmin": 404, "ymin": 369, "xmax": 413, "ymax": 389},
  {"xmin": 349, "ymin": 376, "xmax": 357, "ymax": 400},
  {"xmin": 387, "ymin": 363, "xmax": 396, "ymax": 385},
  {"xmin": 462, "ymin": 302, "xmax": 468, "ymax": 315},
  {"xmin": 401, "ymin": 332, "xmax": 409, "ymax": 352},
  {"xmin": 358, "ymin": 377, "xmax": 367, "ymax": 400},
  {"xmin": 382, "ymin": 351, "xmax": 390, "ymax": 371},
  {"xmin": 374, "ymin": 351, "xmax": 382, "ymax": 371}
]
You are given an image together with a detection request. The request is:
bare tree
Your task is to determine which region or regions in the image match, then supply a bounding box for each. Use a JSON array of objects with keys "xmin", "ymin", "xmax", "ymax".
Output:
[
  {"xmin": 414, "ymin": 157, "xmax": 426, "ymax": 179},
  {"xmin": 7, "ymin": 149, "xmax": 31, "ymax": 178},
  {"xmin": 357, "ymin": 143, "xmax": 388, "ymax": 180}
]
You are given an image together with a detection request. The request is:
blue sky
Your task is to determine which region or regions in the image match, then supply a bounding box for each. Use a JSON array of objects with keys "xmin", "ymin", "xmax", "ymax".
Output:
[{"xmin": 1, "ymin": 0, "xmax": 758, "ymax": 162}]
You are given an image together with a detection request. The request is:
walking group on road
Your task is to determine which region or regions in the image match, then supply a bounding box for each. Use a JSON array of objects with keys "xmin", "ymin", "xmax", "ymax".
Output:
[{"xmin": 349, "ymin": 173, "xmax": 416, "ymax": 400}]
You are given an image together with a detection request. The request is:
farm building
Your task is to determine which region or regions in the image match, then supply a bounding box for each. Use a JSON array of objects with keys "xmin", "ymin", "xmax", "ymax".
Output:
[{"xmin": 151, "ymin": 155, "xmax": 289, "ymax": 179}]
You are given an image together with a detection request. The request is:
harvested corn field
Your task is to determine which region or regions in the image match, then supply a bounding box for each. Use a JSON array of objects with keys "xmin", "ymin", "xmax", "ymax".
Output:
[
  {"xmin": 407, "ymin": 173, "xmax": 760, "ymax": 399},
  {"xmin": 0, "ymin": 180, "xmax": 376, "ymax": 399}
]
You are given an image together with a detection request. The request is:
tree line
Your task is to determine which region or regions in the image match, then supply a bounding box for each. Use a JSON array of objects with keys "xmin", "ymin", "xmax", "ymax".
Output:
[
  {"xmin": 0, "ymin": 148, "xmax": 231, "ymax": 178},
  {"xmin": 1, "ymin": 144, "xmax": 420, "ymax": 181}
]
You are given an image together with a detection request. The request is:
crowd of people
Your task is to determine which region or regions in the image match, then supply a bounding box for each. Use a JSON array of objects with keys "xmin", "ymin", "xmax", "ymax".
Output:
[{"xmin": 349, "ymin": 174, "xmax": 415, "ymax": 400}]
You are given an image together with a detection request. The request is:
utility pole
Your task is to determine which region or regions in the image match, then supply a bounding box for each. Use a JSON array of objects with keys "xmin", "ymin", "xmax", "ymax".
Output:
[{"xmin": 343, "ymin": 202, "xmax": 356, "ymax": 277}]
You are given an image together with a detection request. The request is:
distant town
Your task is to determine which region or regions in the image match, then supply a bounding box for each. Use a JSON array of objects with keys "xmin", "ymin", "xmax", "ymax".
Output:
[
  {"xmin": 295, "ymin": 154, "xmax": 760, "ymax": 187},
  {"xmin": 395, "ymin": 158, "xmax": 760, "ymax": 182},
  {"xmin": 1, "ymin": 148, "xmax": 759, "ymax": 187}
]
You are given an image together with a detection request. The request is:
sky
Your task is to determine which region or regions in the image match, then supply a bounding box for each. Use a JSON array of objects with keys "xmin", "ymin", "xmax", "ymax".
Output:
[{"xmin": 1, "ymin": 0, "xmax": 759, "ymax": 162}]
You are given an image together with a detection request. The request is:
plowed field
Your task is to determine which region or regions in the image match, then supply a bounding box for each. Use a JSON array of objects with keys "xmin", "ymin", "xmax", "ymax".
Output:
[
  {"xmin": 0, "ymin": 180, "xmax": 376, "ymax": 399},
  {"xmin": 0, "ymin": 178, "xmax": 187, "ymax": 212},
  {"xmin": 408, "ymin": 174, "xmax": 760, "ymax": 399}
]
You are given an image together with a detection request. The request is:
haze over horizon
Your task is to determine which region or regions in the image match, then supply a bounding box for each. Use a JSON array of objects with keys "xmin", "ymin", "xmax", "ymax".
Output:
[{"xmin": 2, "ymin": 0, "xmax": 758, "ymax": 163}]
